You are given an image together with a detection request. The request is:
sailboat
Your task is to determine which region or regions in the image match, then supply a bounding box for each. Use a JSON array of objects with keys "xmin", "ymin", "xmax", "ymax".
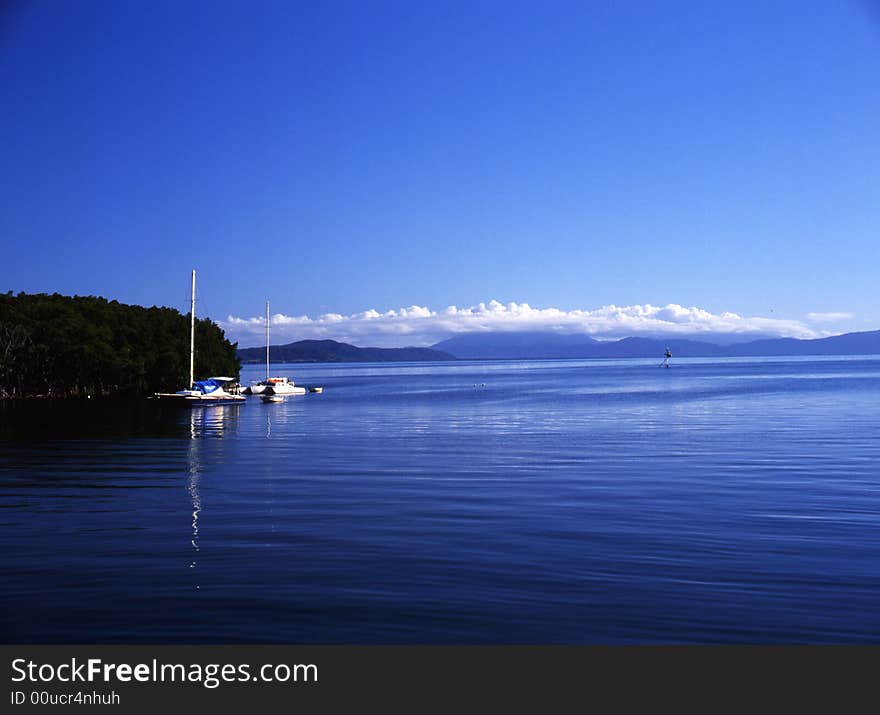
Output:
[
  {"xmin": 248, "ymin": 301, "xmax": 306, "ymax": 397},
  {"xmin": 153, "ymin": 270, "xmax": 246, "ymax": 406}
]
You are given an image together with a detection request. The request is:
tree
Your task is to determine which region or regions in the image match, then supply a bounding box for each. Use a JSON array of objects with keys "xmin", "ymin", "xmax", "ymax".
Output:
[{"xmin": 0, "ymin": 292, "xmax": 241, "ymax": 398}]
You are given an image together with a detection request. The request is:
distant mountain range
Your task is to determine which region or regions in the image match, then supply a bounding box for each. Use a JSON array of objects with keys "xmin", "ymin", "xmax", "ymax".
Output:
[
  {"xmin": 238, "ymin": 330, "xmax": 880, "ymax": 364},
  {"xmin": 431, "ymin": 330, "xmax": 880, "ymax": 359},
  {"xmin": 237, "ymin": 339, "xmax": 455, "ymax": 363}
]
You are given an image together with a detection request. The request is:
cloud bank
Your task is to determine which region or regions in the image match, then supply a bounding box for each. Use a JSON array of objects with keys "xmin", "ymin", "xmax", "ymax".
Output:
[{"xmin": 222, "ymin": 301, "xmax": 842, "ymax": 348}]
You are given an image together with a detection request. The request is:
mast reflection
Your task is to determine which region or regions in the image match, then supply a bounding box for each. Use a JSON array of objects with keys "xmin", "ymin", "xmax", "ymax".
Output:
[
  {"xmin": 187, "ymin": 412, "xmax": 201, "ymax": 590},
  {"xmin": 182, "ymin": 405, "xmax": 242, "ymax": 590}
]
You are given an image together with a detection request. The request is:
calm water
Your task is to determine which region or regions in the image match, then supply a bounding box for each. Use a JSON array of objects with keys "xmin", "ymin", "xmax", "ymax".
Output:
[{"xmin": 2, "ymin": 357, "xmax": 879, "ymax": 644}]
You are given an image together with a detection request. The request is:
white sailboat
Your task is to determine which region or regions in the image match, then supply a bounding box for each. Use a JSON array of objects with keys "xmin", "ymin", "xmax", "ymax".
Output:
[
  {"xmin": 249, "ymin": 301, "xmax": 306, "ymax": 397},
  {"xmin": 153, "ymin": 270, "xmax": 246, "ymax": 406}
]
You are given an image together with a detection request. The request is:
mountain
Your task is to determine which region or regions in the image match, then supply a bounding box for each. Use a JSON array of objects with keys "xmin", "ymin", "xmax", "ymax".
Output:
[
  {"xmin": 592, "ymin": 337, "xmax": 729, "ymax": 358},
  {"xmin": 433, "ymin": 332, "xmax": 726, "ymax": 359},
  {"xmin": 431, "ymin": 330, "xmax": 880, "ymax": 359},
  {"xmin": 431, "ymin": 331, "xmax": 602, "ymax": 359},
  {"xmin": 237, "ymin": 339, "xmax": 455, "ymax": 363},
  {"xmin": 729, "ymin": 330, "xmax": 880, "ymax": 356}
]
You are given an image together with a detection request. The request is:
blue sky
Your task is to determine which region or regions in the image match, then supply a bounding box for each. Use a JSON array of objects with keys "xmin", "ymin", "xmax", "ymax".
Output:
[{"xmin": 2, "ymin": 1, "xmax": 879, "ymax": 347}]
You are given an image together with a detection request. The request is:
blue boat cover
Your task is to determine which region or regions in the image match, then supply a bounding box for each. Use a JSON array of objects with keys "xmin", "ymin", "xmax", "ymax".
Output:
[{"xmin": 192, "ymin": 379, "xmax": 224, "ymax": 394}]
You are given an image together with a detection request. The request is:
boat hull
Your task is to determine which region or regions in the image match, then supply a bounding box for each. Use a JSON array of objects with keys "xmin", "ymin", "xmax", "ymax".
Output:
[
  {"xmin": 152, "ymin": 393, "xmax": 246, "ymax": 407},
  {"xmin": 267, "ymin": 384, "xmax": 306, "ymax": 396}
]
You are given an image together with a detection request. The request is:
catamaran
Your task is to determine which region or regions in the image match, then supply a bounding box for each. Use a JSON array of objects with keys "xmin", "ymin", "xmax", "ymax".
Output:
[
  {"xmin": 152, "ymin": 270, "xmax": 246, "ymax": 406},
  {"xmin": 248, "ymin": 301, "xmax": 306, "ymax": 396}
]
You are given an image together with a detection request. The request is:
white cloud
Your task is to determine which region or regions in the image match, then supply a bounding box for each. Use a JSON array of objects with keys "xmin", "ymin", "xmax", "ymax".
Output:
[
  {"xmin": 806, "ymin": 311, "xmax": 854, "ymax": 323},
  {"xmin": 222, "ymin": 301, "xmax": 831, "ymax": 348}
]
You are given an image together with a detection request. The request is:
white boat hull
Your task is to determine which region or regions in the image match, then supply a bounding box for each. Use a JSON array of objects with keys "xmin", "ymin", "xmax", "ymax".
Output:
[
  {"xmin": 268, "ymin": 384, "xmax": 306, "ymax": 396},
  {"xmin": 153, "ymin": 392, "xmax": 246, "ymax": 406}
]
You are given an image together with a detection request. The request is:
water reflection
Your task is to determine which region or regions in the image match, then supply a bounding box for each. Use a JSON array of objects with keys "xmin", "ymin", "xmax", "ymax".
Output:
[
  {"xmin": 180, "ymin": 405, "xmax": 244, "ymax": 590},
  {"xmin": 187, "ymin": 412, "xmax": 201, "ymax": 590},
  {"xmin": 182, "ymin": 404, "xmax": 242, "ymax": 438}
]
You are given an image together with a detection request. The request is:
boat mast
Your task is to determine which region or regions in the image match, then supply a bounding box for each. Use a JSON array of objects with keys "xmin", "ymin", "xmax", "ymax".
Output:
[
  {"xmin": 189, "ymin": 269, "xmax": 196, "ymax": 388},
  {"xmin": 266, "ymin": 300, "xmax": 270, "ymax": 381}
]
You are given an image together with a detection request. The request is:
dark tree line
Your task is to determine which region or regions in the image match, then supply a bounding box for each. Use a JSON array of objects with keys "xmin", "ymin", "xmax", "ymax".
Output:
[{"xmin": 0, "ymin": 292, "xmax": 240, "ymax": 398}]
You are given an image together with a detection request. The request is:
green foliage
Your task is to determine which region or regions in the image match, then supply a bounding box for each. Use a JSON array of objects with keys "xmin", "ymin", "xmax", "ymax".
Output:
[{"xmin": 0, "ymin": 291, "xmax": 240, "ymax": 398}]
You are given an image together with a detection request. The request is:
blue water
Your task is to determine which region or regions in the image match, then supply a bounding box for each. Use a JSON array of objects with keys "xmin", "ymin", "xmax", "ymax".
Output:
[{"xmin": 2, "ymin": 357, "xmax": 879, "ymax": 643}]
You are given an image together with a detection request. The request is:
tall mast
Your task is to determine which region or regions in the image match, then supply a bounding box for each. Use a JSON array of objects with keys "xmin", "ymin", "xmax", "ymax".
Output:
[
  {"xmin": 266, "ymin": 300, "xmax": 270, "ymax": 381},
  {"xmin": 189, "ymin": 269, "xmax": 196, "ymax": 388}
]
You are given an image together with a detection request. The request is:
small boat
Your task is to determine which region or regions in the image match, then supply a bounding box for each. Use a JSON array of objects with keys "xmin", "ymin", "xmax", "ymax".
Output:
[
  {"xmin": 153, "ymin": 270, "xmax": 246, "ymax": 407},
  {"xmin": 155, "ymin": 377, "xmax": 247, "ymax": 406},
  {"xmin": 249, "ymin": 300, "xmax": 306, "ymax": 396},
  {"xmin": 308, "ymin": 386, "xmax": 323, "ymax": 393},
  {"xmin": 261, "ymin": 393, "xmax": 285, "ymax": 403},
  {"xmin": 265, "ymin": 376, "xmax": 307, "ymax": 396}
]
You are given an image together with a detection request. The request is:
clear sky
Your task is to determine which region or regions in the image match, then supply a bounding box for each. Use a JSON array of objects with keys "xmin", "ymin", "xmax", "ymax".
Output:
[{"xmin": 2, "ymin": 1, "xmax": 879, "ymax": 347}]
